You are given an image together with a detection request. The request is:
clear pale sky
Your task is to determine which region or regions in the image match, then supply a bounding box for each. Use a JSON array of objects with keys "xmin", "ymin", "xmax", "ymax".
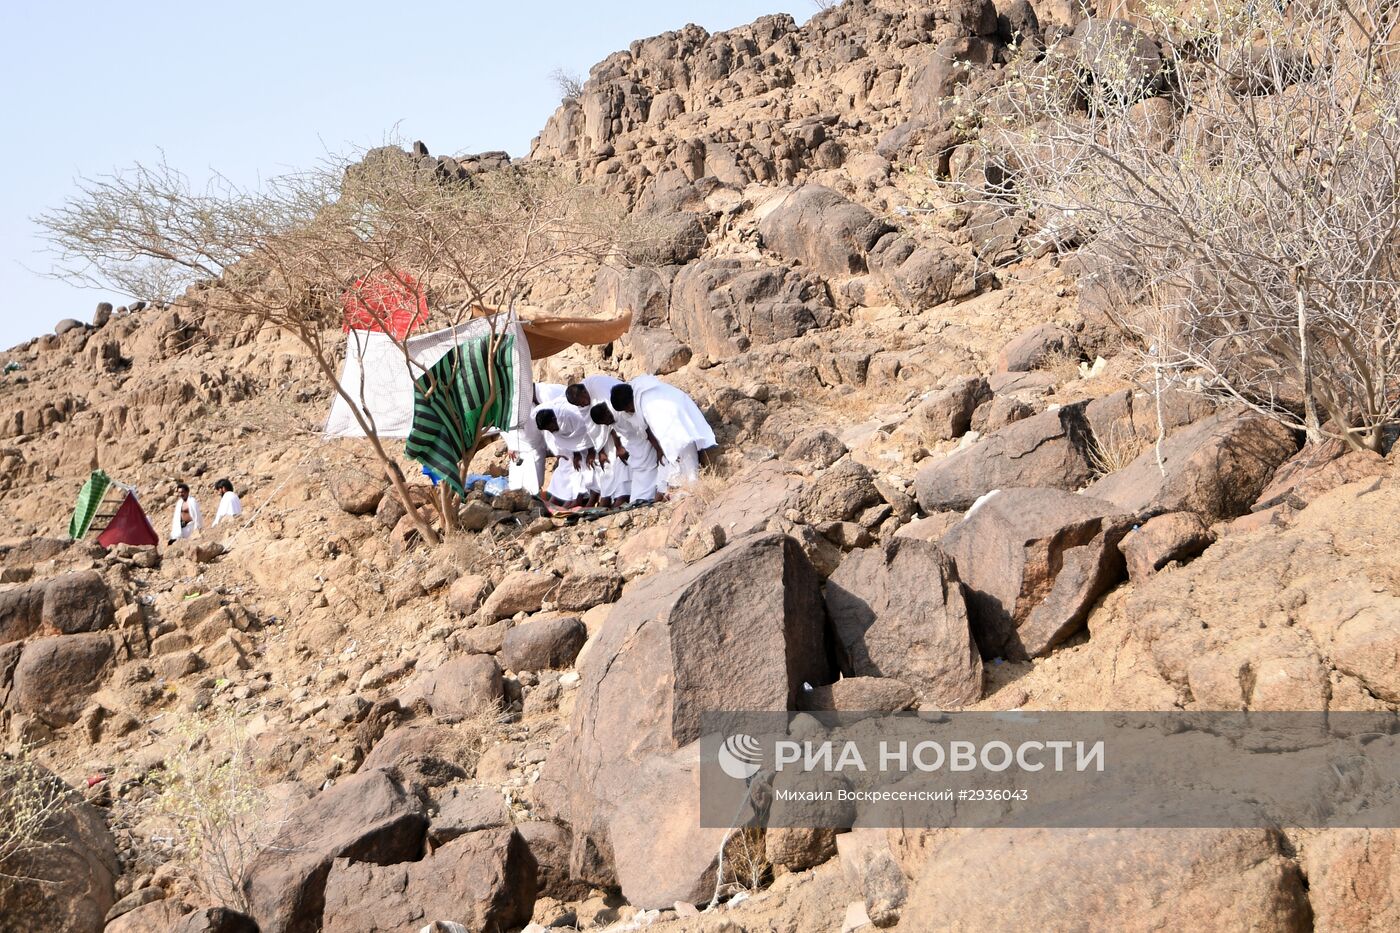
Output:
[{"xmin": 0, "ymin": 0, "xmax": 802, "ymax": 351}]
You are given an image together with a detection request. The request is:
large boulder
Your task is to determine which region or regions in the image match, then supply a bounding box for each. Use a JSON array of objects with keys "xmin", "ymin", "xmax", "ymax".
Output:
[
  {"xmin": 941, "ymin": 488, "xmax": 1134, "ymax": 659},
  {"xmin": 758, "ymin": 185, "xmax": 891, "ymax": 277},
  {"xmin": 9, "ymin": 633, "xmax": 114, "ymax": 725},
  {"xmin": 669, "ymin": 258, "xmax": 833, "ymax": 362},
  {"xmin": 1304, "ymin": 829, "xmax": 1400, "ymax": 932},
  {"xmin": 397, "ymin": 655, "xmax": 504, "ymax": 718},
  {"xmin": 824, "ymin": 539, "xmax": 982, "ymax": 706},
  {"xmin": 798, "ymin": 458, "xmax": 881, "ymax": 524},
  {"xmin": 907, "ymin": 376, "xmax": 990, "ymax": 443},
  {"xmin": 1083, "ymin": 410, "xmax": 1298, "ymax": 523},
  {"xmin": 480, "ymin": 571, "xmax": 556, "ymax": 620},
  {"xmin": 502, "ymin": 616, "xmax": 587, "ymax": 672},
  {"xmin": 1119, "ymin": 511, "xmax": 1215, "ymax": 582},
  {"xmin": 904, "ymin": 822, "xmax": 1308, "ymax": 930},
  {"xmin": 914, "ymin": 405, "xmax": 1095, "ymax": 512},
  {"xmin": 0, "ymin": 763, "xmax": 118, "ymax": 933},
  {"xmin": 39, "ymin": 571, "xmax": 114, "ymax": 636},
  {"xmin": 320, "ymin": 826, "xmax": 536, "ymax": 933},
  {"xmin": 552, "ymin": 570, "xmax": 623, "ymax": 612},
  {"xmin": 328, "ymin": 469, "xmax": 385, "ymax": 516},
  {"xmin": 542, "ymin": 533, "xmax": 828, "ymax": 909},
  {"xmin": 0, "ymin": 581, "xmax": 44, "ymax": 645},
  {"xmin": 868, "ymin": 233, "xmax": 981, "ymax": 309},
  {"xmin": 783, "ymin": 429, "xmax": 849, "ymax": 468},
  {"xmin": 995, "ymin": 323, "xmax": 1079, "ymax": 373},
  {"xmin": 244, "ymin": 768, "xmax": 428, "ymax": 933}
]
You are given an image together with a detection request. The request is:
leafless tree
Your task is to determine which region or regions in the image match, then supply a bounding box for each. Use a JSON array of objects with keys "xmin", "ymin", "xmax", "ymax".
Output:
[
  {"xmin": 957, "ymin": 0, "xmax": 1400, "ymax": 452},
  {"xmin": 37, "ymin": 145, "xmax": 658, "ymax": 542},
  {"xmin": 549, "ymin": 67, "xmax": 585, "ymax": 102}
]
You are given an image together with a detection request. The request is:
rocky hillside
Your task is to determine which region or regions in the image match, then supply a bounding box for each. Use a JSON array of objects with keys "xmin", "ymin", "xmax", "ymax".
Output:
[{"xmin": 3, "ymin": 1, "xmax": 1400, "ymax": 931}]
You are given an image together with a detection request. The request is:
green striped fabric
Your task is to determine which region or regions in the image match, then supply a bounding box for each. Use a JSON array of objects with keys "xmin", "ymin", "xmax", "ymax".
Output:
[
  {"xmin": 404, "ymin": 328, "xmax": 525, "ymax": 498},
  {"xmin": 68, "ymin": 470, "xmax": 112, "ymax": 540}
]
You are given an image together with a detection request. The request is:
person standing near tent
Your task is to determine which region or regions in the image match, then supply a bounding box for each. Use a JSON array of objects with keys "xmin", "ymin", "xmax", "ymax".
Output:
[
  {"xmin": 212, "ymin": 478, "xmax": 243, "ymax": 525},
  {"xmin": 169, "ymin": 482, "xmax": 201, "ymax": 543},
  {"xmin": 610, "ymin": 377, "xmax": 717, "ymax": 490},
  {"xmin": 590, "ymin": 402, "xmax": 666, "ymax": 503}
]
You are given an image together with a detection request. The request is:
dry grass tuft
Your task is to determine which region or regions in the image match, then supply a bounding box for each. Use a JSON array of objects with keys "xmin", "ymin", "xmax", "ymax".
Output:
[{"xmin": 1087, "ymin": 422, "xmax": 1148, "ymax": 477}]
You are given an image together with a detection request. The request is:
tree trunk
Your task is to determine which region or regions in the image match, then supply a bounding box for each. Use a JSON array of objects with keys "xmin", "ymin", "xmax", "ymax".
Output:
[
  {"xmin": 1295, "ymin": 283, "xmax": 1323, "ymax": 445},
  {"xmin": 311, "ymin": 343, "xmax": 442, "ymax": 546}
]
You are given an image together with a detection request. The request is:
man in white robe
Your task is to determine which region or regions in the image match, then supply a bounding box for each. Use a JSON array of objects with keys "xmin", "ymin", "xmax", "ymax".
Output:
[
  {"xmin": 212, "ymin": 479, "xmax": 243, "ymax": 525},
  {"xmin": 502, "ymin": 382, "xmax": 565, "ymax": 495},
  {"xmin": 564, "ymin": 376, "xmax": 625, "ymax": 502},
  {"xmin": 169, "ymin": 482, "xmax": 201, "ymax": 542},
  {"xmin": 610, "ymin": 377, "xmax": 717, "ymax": 490},
  {"xmin": 533, "ymin": 403, "xmax": 593, "ymax": 507},
  {"xmin": 590, "ymin": 403, "xmax": 664, "ymax": 503}
]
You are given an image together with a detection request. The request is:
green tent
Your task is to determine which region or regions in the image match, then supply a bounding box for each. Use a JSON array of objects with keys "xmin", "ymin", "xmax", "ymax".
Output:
[{"xmin": 68, "ymin": 470, "xmax": 112, "ymax": 540}]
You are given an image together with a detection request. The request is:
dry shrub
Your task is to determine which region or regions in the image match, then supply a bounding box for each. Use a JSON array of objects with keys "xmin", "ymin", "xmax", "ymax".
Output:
[
  {"xmin": 0, "ymin": 748, "xmax": 75, "ymax": 886},
  {"xmin": 718, "ymin": 827, "xmax": 770, "ymax": 897},
  {"xmin": 961, "ymin": 0, "xmax": 1400, "ymax": 452},
  {"xmin": 142, "ymin": 715, "xmax": 272, "ymax": 913},
  {"xmin": 1088, "ymin": 422, "xmax": 1149, "ymax": 477}
]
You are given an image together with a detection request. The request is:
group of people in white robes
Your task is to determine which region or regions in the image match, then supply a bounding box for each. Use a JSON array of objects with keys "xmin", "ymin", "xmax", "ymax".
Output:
[
  {"xmin": 168, "ymin": 477, "xmax": 243, "ymax": 543},
  {"xmin": 503, "ymin": 373, "xmax": 716, "ymax": 510}
]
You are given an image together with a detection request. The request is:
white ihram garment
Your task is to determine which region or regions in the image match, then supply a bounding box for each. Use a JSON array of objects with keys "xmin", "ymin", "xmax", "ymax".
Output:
[
  {"xmin": 628, "ymin": 375, "xmax": 715, "ymax": 489},
  {"xmin": 585, "ymin": 423, "xmax": 631, "ymax": 499},
  {"xmin": 169, "ymin": 495, "xmax": 202, "ymax": 541},
  {"xmin": 609, "ymin": 409, "xmax": 662, "ymax": 501},
  {"xmin": 503, "ymin": 382, "xmax": 567, "ymax": 495},
  {"xmin": 535, "ymin": 404, "xmax": 592, "ymax": 501},
  {"xmin": 213, "ymin": 491, "xmax": 242, "ymax": 525}
]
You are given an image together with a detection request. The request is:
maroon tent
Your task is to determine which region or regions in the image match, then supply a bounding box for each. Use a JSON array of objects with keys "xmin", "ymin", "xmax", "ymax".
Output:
[{"xmin": 96, "ymin": 492, "xmax": 160, "ymax": 549}]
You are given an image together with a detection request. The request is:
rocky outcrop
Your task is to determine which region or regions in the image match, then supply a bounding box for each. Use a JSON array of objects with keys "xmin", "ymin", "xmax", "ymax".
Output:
[
  {"xmin": 244, "ymin": 768, "xmax": 428, "ymax": 933},
  {"xmin": 1084, "ymin": 410, "xmax": 1298, "ymax": 523},
  {"xmin": 1305, "ymin": 829, "xmax": 1400, "ymax": 932},
  {"xmin": 824, "ymin": 539, "xmax": 982, "ymax": 705},
  {"xmin": 321, "ymin": 826, "xmax": 537, "ymax": 933},
  {"xmin": 669, "ymin": 259, "xmax": 833, "ymax": 363},
  {"xmin": 543, "ymin": 533, "xmax": 828, "ymax": 908},
  {"xmin": 941, "ymin": 488, "xmax": 1133, "ymax": 659},
  {"xmin": 759, "ymin": 185, "xmax": 891, "ymax": 276},
  {"xmin": 914, "ymin": 404, "xmax": 1095, "ymax": 512},
  {"xmin": 903, "ymin": 821, "xmax": 1309, "ymax": 930}
]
